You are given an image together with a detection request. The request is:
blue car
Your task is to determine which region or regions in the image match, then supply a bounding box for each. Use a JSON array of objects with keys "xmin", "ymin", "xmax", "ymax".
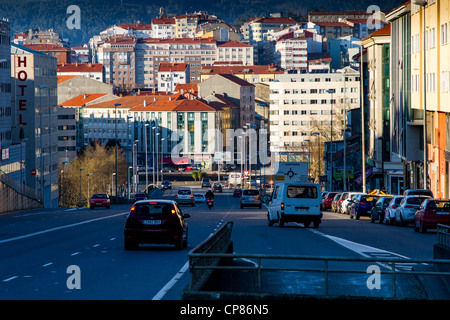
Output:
[{"xmin": 350, "ymin": 194, "xmax": 380, "ymax": 220}]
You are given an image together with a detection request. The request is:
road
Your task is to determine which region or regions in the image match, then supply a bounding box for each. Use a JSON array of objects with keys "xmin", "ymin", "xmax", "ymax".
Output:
[{"xmin": 0, "ymin": 186, "xmax": 443, "ymax": 300}]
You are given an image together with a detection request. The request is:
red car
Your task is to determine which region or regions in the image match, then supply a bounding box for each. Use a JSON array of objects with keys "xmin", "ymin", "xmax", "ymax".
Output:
[
  {"xmin": 414, "ymin": 198, "xmax": 450, "ymax": 233},
  {"xmin": 90, "ymin": 193, "xmax": 111, "ymax": 209},
  {"xmin": 322, "ymin": 192, "xmax": 339, "ymax": 211}
]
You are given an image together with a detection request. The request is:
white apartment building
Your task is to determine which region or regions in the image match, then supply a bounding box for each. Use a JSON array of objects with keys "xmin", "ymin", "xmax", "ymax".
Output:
[
  {"xmin": 269, "ymin": 67, "xmax": 360, "ymax": 156},
  {"xmin": 157, "ymin": 63, "xmax": 189, "ymax": 92},
  {"xmin": 216, "ymin": 41, "xmax": 254, "ymax": 66},
  {"xmin": 276, "ymin": 36, "xmax": 308, "ymax": 71},
  {"xmin": 151, "ymin": 18, "xmax": 176, "ymax": 39}
]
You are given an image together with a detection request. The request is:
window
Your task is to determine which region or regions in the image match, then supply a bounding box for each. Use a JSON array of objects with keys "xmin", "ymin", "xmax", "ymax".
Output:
[{"xmin": 442, "ymin": 23, "xmax": 448, "ymax": 45}]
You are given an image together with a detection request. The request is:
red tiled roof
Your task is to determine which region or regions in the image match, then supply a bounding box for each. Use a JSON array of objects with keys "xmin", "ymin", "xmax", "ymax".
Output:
[
  {"xmin": 314, "ymin": 22, "xmax": 352, "ymax": 27},
  {"xmin": 57, "ymin": 63, "xmax": 103, "ymax": 73},
  {"xmin": 24, "ymin": 43, "xmax": 70, "ymax": 52},
  {"xmin": 127, "ymin": 93, "xmax": 220, "ymax": 112},
  {"xmin": 251, "ymin": 17, "xmax": 297, "ymax": 24},
  {"xmin": 119, "ymin": 22, "xmax": 152, "ymax": 30},
  {"xmin": 362, "ymin": 24, "xmax": 391, "ymax": 41},
  {"xmin": 158, "ymin": 63, "xmax": 188, "ymax": 72},
  {"xmin": 138, "ymin": 37, "xmax": 216, "ymax": 44},
  {"xmin": 175, "ymin": 83, "xmax": 198, "ymax": 94},
  {"xmin": 152, "ymin": 18, "xmax": 176, "ymax": 25},
  {"xmin": 57, "ymin": 75, "xmax": 78, "ymax": 84},
  {"xmin": 60, "ymin": 93, "xmax": 111, "ymax": 107}
]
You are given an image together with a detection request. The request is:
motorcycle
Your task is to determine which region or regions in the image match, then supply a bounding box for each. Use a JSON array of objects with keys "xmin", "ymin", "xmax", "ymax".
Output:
[{"xmin": 206, "ymin": 198, "xmax": 214, "ymax": 209}]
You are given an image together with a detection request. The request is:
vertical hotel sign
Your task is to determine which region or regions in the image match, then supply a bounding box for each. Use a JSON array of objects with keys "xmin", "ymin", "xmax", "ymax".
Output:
[{"xmin": 16, "ymin": 54, "xmax": 28, "ymax": 126}]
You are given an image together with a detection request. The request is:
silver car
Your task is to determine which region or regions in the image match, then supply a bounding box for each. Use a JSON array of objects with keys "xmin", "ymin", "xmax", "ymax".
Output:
[
  {"xmin": 395, "ymin": 196, "xmax": 430, "ymax": 226},
  {"xmin": 384, "ymin": 196, "xmax": 404, "ymax": 225},
  {"xmin": 240, "ymin": 189, "xmax": 262, "ymax": 209},
  {"xmin": 176, "ymin": 189, "xmax": 195, "ymax": 206}
]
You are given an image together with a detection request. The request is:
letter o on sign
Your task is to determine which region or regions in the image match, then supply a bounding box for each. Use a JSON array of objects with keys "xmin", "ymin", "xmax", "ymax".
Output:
[{"xmin": 18, "ymin": 70, "xmax": 27, "ymax": 81}]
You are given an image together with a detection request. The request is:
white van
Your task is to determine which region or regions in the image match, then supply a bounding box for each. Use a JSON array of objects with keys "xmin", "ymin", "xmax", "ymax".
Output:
[{"xmin": 267, "ymin": 183, "xmax": 322, "ymax": 228}]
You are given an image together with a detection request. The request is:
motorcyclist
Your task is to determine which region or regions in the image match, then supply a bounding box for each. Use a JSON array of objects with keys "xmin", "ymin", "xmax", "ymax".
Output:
[{"xmin": 205, "ymin": 188, "xmax": 215, "ymax": 200}]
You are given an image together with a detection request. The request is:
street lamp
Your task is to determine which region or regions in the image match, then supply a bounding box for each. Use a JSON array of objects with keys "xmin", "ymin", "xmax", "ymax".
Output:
[
  {"xmin": 145, "ymin": 123, "xmax": 149, "ymax": 191},
  {"xmin": 313, "ymin": 132, "xmax": 321, "ymax": 185},
  {"xmin": 39, "ymin": 84, "xmax": 48, "ymax": 204},
  {"xmin": 156, "ymin": 132, "xmax": 160, "ymax": 186},
  {"xmin": 377, "ymin": 137, "xmax": 384, "ymax": 190},
  {"xmin": 79, "ymin": 168, "xmax": 85, "ymax": 208},
  {"xmin": 305, "ymin": 139, "xmax": 310, "ymax": 179},
  {"xmin": 413, "ymin": 0, "xmax": 428, "ymax": 189},
  {"xmin": 326, "ymin": 89, "xmax": 334, "ymax": 191},
  {"xmin": 112, "ymin": 172, "xmax": 116, "ymax": 195},
  {"xmin": 114, "ymin": 103, "xmax": 121, "ymax": 200}
]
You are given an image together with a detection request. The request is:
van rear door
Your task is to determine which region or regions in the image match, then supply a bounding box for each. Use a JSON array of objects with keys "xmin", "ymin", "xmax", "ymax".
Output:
[{"xmin": 284, "ymin": 185, "xmax": 321, "ymax": 216}]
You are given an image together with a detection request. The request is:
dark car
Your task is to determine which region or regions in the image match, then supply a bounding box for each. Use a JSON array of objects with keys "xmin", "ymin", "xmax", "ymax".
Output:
[
  {"xmin": 213, "ymin": 182, "xmax": 222, "ymax": 193},
  {"xmin": 414, "ymin": 198, "xmax": 450, "ymax": 233},
  {"xmin": 349, "ymin": 194, "xmax": 380, "ymax": 220},
  {"xmin": 322, "ymin": 192, "xmax": 339, "ymax": 211},
  {"xmin": 124, "ymin": 200, "xmax": 190, "ymax": 250},
  {"xmin": 89, "ymin": 193, "xmax": 110, "ymax": 209},
  {"xmin": 370, "ymin": 196, "xmax": 393, "ymax": 223},
  {"xmin": 233, "ymin": 188, "xmax": 242, "ymax": 197},
  {"xmin": 134, "ymin": 193, "xmax": 147, "ymax": 201},
  {"xmin": 201, "ymin": 178, "xmax": 212, "ymax": 188},
  {"xmin": 161, "ymin": 180, "xmax": 172, "ymax": 190}
]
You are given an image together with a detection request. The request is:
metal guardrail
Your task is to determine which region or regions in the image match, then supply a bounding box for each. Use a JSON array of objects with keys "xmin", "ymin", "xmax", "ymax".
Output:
[
  {"xmin": 0, "ymin": 170, "xmax": 41, "ymax": 202},
  {"xmin": 437, "ymin": 224, "xmax": 450, "ymax": 249},
  {"xmin": 187, "ymin": 253, "xmax": 450, "ymax": 298},
  {"xmin": 188, "ymin": 222, "xmax": 233, "ymax": 291}
]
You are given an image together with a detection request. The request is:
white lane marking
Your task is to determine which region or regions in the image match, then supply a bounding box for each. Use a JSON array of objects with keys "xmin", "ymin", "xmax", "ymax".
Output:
[
  {"xmin": 152, "ymin": 261, "xmax": 190, "ymax": 300},
  {"xmin": 42, "ymin": 262, "xmax": 53, "ymax": 267},
  {"xmin": 0, "ymin": 212, "xmax": 127, "ymax": 245},
  {"xmin": 2, "ymin": 276, "xmax": 18, "ymax": 282},
  {"xmin": 70, "ymin": 252, "xmax": 81, "ymax": 256}
]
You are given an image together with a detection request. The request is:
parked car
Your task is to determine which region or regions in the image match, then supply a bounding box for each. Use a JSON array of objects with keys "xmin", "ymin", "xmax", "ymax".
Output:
[
  {"xmin": 370, "ymin": 196, "xmax": 393, "ymax": 223},
  {"xmin": 160, "ymin": 180, "xmax": 172, "ymax": 190},
  {"xmin": 331, "ymin": 193, "xmax": 343, "ymax": 213},
  {"xmin": 175, "ymin": 188, "xmax": 195, "ymax": 206},
  {"xmin": 240, "ymin": 189, "xmax": 262, "ymax": 209},
  {"xmin": 134, "ymin": 193, "xmax": 147, "ymax": 201},
  {"xmin": 384, "ymin": 196, "xmax": 404, "ymax": 225},
  {"xmin": 341, "ymin": 192, "xmax": 365, "ymax": 214},
  {"xmin": 395, "ymin": 196, "xmax": 431, "ymax": 226},
  {"xmin": 213, "ymin": 182, "xmax": 223, "ymax": 193},
  {"xmin": 201, "ymin": 178, "xmax": 212, "ymax": 188},
  {"xmin": 322, "ymin": 192, "xmax": 339, "ymax": 211},
  {"xmin": 194, "ymin": 193, "xmax": 206, "ymax": 203},
  {"xmin": 124, "ymin": 200, "xmax": 190, "ymax": 250},
  {"xmin": 233, "ymin": 188, "xmax": 242, "ymax": 198},
  {"xmin": 403, "ymin": 189, "xmax": 434, "ymax": 197},
  {"xmin": 349, "ymin": 194, "xmax": 380, "ymax": 220},
  {"xmin": 89, "ymin": 193, "xmax": 111, "ymax": 209},
  {"xmin": 337, "ymin": 192, "xmax": 351, "ymax": 213},
  {"xmin": 267, "ymin": 183, "xmax": 322, "ymax": 228},
  {"xmin": 414, "ymin": 198, "xmax": 450, "ymax": 233}
]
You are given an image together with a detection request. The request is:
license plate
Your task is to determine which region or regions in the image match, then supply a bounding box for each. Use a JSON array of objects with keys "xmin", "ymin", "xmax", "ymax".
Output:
[
  {"xmin": 295, "ymin": 207, "xmax": 307, "ymax": 212},
  {"xmin": 437, "ymin": 211, "xmax": 449, "ymax": 215},
  {"xmin": 96, "ymin": 203, "xmax": 102, "ymax": 206},
  {"xmin": 143, "ymin": 220, "xmax": 161, "ymax": 225}
]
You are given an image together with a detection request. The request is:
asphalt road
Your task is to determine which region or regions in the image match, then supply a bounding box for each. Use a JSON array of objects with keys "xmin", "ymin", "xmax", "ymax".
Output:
[{"xmin": 0, "ymin": 186, "xmax": 443, "ymax": 300}]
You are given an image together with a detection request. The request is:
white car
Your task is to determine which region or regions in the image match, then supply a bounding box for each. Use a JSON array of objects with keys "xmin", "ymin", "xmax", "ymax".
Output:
[
  {"xmin": 341, "ymin": 192, "xmax": 365, "ymax": 214},
  {"xmin": 194, "ymin": 193, "xmax": 206, "ymax": 203},
  {"xmin": 384, "ymin": 196, "xmax": 404, "ymax": 225},
  {"xmin": 176, "ymin": 188, "xmax": 195, "ymax": 206},
  {"xmin": 395, "ymin": 196, "xmax": 430, "ymax": 226}
]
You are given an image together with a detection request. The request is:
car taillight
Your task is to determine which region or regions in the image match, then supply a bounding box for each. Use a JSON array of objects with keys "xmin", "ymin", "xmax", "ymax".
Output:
[
  {"xmin": 392, "ymin": 205, "xmax": 398, "ymax": 209},
  {"xmin": 130, "ymin": 206, "xmax": 135, "ymax": 212},
  {"xmin": 241, "ymin": 197, "xmax": 244, "ymax": 200},
  {"xmin": 404, "ymin": 205, "xmax": 414, "ymax": 209},
  {"xmin": 176, "ymin": 194, "xmax": 178, "ymax": 198},
  {"xmin": 339, "ymin": 199, "xmax": 343, "ymax": 202},
  {"xmin": 257, "ymin": 196, "xmax": 261, "ymax": 200},
  {"xmin": 190, "ymin": 195, "xmax": 193, "ymax": 198},
  {"xmin": 360, "ymin": 202, "xmax": 366, "ymax": 206},
  {"xmin": 281, "ymin": 203, "xmax": 284, "ymax": 210}
]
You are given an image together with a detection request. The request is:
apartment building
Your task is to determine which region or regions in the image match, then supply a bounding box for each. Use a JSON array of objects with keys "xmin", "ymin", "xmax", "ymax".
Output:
[
  {"xmin": 410, "ymin": 0, "xmax": 450, "ymax": 198},
  {"xmin": 157, "ymin": 63, "xmax": 189, "ymax": 92},
  {"xmin": 23, "ymin": 43, "xmax": 71, "ymax": 65},
  {"xmin": 151, "ymin": 18, "xmax": 176, "ymax": 39},
  {"xmin": 135, "ymin": 37, "xmax": 217, "ymax": 89},
  {"xmin": 275, "ymin": 35, "xmax": 308, "ymax": 71},
  {"xmin": 96, "ymin": 37, "xmax": 136, "ymax": 92},
  {"xmin": 57, "ymin": 63, "xmax": 104, "ymax": 82},
  {"xmin": 216, "ymin": 41, "xmax": 254, "ymax": 66},
  {"xmin": 268, "ymin": 68, "xmax": 360, "ymax": 161},
  {"xmin": 200, "ymin": 64, "xmax": 284, "ymax": 84},
  {"xmin": 198, "ymin": 74, "xmax": 255, "ymax": 128},
  {"xmin": 244, "ymin": 16, "xmax": 297, "ymax": 44},
  {"xmin": 11, "ymin": 43, "xmax": 59, "ymax": 208}
]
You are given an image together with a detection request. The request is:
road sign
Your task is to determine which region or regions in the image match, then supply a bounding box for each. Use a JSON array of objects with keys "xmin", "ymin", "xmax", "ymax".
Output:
[
  {"xmin": 275, "ymin": 162, "xmax": 308, "ymax": 183},
  {"xmin": 30, "ymin": 169, "xmax": 36, "ymax": 176}
]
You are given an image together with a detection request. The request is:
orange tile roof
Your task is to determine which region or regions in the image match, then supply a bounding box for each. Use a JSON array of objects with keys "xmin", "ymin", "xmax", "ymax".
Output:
[
  {"xmin": 24, "ymin": 43, "xmax": 70, "ymax": 52},
  {"xmin": 158, "ymin": 63, "xmax": 188, "ymax": 72},
  {"xmin": 57, "ymin": 75, "xmax": 78, "ymax": 84},
  {"xmin": 60, "ymin": 93, "xmax": 111, "ymax": 107},
  {"xmin": 128, "ymin": 94, "xmax": 220, "ymax": 112},
  {"xmin": 174, "ymin": 83, "xmax": 198, "ymax": 94},
  {"xmin": 217, "ymin": 41, "xmax": 253, "ymax": 48},
  {"xmin": 362, "ymin": 24, "xmax": 391, "ymax": 41},
  {"xmin": 57, "ymin": 63, "xmax": 103, "ymax": 73}
]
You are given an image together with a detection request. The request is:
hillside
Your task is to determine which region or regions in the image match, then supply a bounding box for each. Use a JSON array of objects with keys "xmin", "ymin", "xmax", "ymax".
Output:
[{"xmin": 0, "ymin": 0, "xmax": 400, "ymax": 46}]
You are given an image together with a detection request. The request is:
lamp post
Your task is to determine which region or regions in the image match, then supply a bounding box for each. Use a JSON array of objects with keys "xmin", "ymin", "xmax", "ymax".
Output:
[
  {"xmin": 326, "ymin": 89, "xmax": 334, "ymax": 191},
  {"xmin": 144, "ymin": 123, "xmax": 149, "ymax": 191},
  {"xmin": 413, "ymin": 0, "xmax": 428, "ymax": 189},
  {"xmin": 305, "ymin": 139, "xmax": 310, "ymax": 179},
  {"xmin": 87, "ymin": 173, "xmax": 93, "ymax": 200},
  {"xmin": 114, "ymin": 103, "xmax": 121, "ymax": 200},
  {"xmin": 377, "ymin": 137, "xmax": 385, "ymax": 190},
  {"xmin": 39, "ymin": 84, "xmax": 47, "ymax": 204},
  {"xmin": 313, "ymin": 132, "xmax": 321, "ymax": 185},
  {"xmin": 156, "ymin": 132, "xmax": 160, "ymax": 186},
  {"xmin": 161, "ymin": 137, "xmax": 165, "ymax": 185},
  {"xmin": 79, "ymin": 168, "xmax": 85, "ymax": 208},
  {"xmin": 112, "ymin": 172, "xmax": 116, "ymax": 195}
]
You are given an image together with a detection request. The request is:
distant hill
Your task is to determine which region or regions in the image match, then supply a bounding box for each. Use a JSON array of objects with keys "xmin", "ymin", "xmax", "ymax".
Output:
[{"xmin": 0, "ymin": 0, "xmax": 400, "ymax": 46}]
